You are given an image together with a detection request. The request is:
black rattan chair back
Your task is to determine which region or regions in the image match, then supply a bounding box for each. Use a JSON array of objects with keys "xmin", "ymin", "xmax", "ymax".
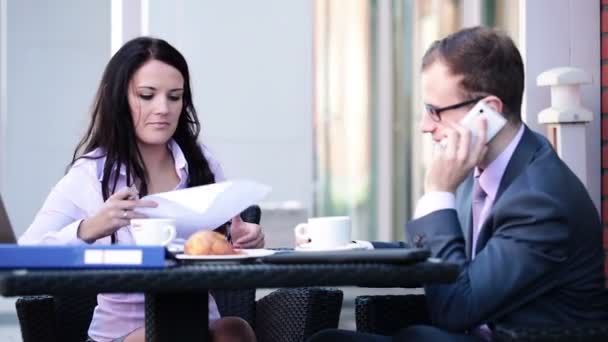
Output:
[
  {"xmin": 256, "ymin": 287, "xmax": 343, "ymax": 342},
  {"xmin": 210, "ymin": 288, "xmax": 256, "ymax": 327},
  {"xmin": 16, "ymin": 294, "xmax": 97, "ymax": 342},
  {"xmin": 53, "ymin": 294, "xmax": 98, "ymax": 341}
]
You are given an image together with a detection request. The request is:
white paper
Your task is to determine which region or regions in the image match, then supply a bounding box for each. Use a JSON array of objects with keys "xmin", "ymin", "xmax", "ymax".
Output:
[{"xmin": 135, "ymin": 180, "xmax": 271, "ymax": 230}]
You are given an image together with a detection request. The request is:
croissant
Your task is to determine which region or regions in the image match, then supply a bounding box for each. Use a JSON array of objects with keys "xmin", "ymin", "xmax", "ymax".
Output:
[{"xmin": 184, "ymin": 231, "xmax": 239, "ymax": 255}]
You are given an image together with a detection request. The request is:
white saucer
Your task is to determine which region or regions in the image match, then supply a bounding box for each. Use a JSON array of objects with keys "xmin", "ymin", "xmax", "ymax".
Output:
[
  {"xmin": 295, "ymin": 242, "xmax": 365, "ymax": 252},
  {"xmin": 167, "ymin": 242, "xmax": 184, "ymax": 254},
  {"xmin": 175, "ymin": 249, "xmax": 275, "ymax": 260}
]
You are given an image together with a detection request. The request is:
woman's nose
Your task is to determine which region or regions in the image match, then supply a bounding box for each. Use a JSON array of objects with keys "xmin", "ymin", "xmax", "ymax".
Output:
[{"xmin": 154, "ymin": 97, "xmax": 169, "ymax": 115}]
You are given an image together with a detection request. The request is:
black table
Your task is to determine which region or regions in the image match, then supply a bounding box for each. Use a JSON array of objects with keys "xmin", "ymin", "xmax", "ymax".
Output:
[{"xmin": 0, "ymin": 254, "xmax": 459, "ymax": 342}]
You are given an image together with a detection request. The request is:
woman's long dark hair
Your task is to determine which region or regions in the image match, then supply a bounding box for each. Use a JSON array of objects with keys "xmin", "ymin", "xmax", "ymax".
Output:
[{"xmin": 72, "ymin": 37, "xmax": 215, "ymax": 201}]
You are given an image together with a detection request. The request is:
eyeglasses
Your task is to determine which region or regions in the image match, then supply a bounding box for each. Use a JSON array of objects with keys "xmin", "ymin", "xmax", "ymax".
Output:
[{"xmin": 424, "ymin": 97, "xmax": 484, "ymax": 122}]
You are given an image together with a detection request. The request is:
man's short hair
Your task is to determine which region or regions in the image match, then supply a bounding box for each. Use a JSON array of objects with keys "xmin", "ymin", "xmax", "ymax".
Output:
[{"xmin": 422, "ymin": 26, "xmax": 524, "ymax": 123}]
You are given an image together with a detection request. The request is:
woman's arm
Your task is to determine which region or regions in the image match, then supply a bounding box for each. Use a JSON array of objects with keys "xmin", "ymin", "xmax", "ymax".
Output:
[{"xmin": 19, "ymin": 164, "xmax": 99, "ymax": 245}]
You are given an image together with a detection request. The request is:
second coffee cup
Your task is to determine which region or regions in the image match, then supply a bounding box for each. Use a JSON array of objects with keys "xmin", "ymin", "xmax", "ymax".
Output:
[{"xmin": 294, "ymin": 216, "xmax": 351, "ymax": 249}]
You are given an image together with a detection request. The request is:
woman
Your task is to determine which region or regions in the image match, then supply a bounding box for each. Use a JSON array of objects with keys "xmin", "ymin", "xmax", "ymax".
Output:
[{"xmin": 19, "ymin": 37, "xmax": 262, "ymax": 342}]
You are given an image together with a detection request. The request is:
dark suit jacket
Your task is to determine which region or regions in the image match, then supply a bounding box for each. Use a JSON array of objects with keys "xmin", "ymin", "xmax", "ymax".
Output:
[{"xmin": 378, "ymin": 126, "xmax": 608, "ymax": 332}]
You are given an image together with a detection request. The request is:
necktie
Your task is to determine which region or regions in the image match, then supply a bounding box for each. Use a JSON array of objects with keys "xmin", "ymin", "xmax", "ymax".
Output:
[
  {"xmin": 471, "ymin": 177, "xmax": 487, "ymax": 257},
  {"xmin": 471, "ymin": 177, "xmax": 492, "ymax": 340}
]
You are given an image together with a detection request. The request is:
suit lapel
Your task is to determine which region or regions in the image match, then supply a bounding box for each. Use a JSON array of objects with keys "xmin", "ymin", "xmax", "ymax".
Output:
[
  {"xmin": 495, "ymin": 126, "xmax": 541, "ymax": 203},
  {"xmin": 456, "ymin": 174, "xmax": 474, "ymax": 259},
  {"xmin": 473, "ymin": 125, "xmax": 542, "ymax": 255}
]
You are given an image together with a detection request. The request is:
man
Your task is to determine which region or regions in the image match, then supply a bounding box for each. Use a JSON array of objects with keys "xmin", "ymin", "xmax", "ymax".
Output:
[{"xmin": 309, "ymin": 26, "xmax": 608, "ymax": 341}]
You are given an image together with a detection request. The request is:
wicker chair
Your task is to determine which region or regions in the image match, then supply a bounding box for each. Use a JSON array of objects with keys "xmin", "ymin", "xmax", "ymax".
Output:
[
  {"xmin": 16, "ymin": 287, "xmax": 343, "ymax": 342},
  {"xmin": 355, "ymin": 294, "xmax": 608, "ymax": 342}
]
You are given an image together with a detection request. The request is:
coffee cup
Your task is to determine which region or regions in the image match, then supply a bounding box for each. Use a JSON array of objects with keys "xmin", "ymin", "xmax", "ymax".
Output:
[
  {"xmin": 130, "ymin": 218, "xmax": 177, "ymax": 246},
  {"xmin": 294, "ymin": 216, "xmax": 351, "ymax": 249}
]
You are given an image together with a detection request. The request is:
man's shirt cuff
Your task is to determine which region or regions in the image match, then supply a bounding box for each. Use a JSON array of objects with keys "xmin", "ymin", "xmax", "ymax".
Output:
[
  {"xmin": 414, "ymin": 192, "xmax": 456, "ymax": 219},
  {"xmin": 354, "ymin": 240, "xmax": 374, "ymax": 250}
]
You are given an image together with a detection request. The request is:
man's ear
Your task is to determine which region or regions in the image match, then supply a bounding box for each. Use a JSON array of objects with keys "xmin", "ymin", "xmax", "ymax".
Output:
[{"xmin": 483, "ymin": 96, "xmax": 504, "ymax": 115}]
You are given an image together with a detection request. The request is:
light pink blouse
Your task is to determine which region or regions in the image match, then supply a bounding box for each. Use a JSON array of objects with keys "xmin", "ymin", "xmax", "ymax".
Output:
[{"xmin": 19, "ymin": 140, "xmax": 222, "ymax": 342}]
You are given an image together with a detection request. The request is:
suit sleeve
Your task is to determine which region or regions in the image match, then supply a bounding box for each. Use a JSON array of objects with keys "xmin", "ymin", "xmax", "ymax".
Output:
[
  {"xmin": 371, "ymin": 241, "xmax": 410, "ymax": 249},
  {"xmin": 406, "ymin": 192, "xmax": 570, "ymax": 332}
]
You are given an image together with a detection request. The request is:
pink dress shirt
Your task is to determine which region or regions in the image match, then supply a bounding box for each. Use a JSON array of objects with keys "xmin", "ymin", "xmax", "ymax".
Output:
[
  {"xmin": 19, "ymin": 140, "xmax": 222, "ymax": 342},
  {"xmin": 469, "ymin": 125, "xmax": 524, "ymax": 256}
]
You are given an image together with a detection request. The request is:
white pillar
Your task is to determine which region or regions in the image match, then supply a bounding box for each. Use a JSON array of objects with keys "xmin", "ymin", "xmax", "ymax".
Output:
[
  {"xmin": 376, "ymin": 0, "xmax": 393, "ymax": 241},
  {"xmin": 0, "ymin": 0, "xmax": 7, "ymax": 194},
  {"xmin": 111, "ymin": 0, "xmax": 143, "ymax": 55},
  {"xmin": 537, "ymin": 67, "xmax": 593, "ymax": 187},
  {"xmin": 519, "ymin": 0, "xmax": 600, "ymax": 211}
]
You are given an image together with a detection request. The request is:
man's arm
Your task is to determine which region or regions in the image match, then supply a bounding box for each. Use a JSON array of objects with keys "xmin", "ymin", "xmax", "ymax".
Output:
[
  {"xmin": 371, "ymin": 241, "xmax": 410, "ymax": 249},
  {"xmin": 368, "ymin": 191, "xmax": 456, "ymax": 250},
  {"xmin": 407, "ymin": 193, "xmax": 570, "ymax": 332}
]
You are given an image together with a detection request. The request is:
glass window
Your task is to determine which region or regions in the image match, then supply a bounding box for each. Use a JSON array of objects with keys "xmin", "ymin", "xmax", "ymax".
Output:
[
  {"xmin": 313, "ymin": 0, "xmax": 374, "ymax": 240},
  {"xmin": 314, "ymin": 0, "xmax": 518, "ymax": 241},
  {"xmin": 483, "ymin": 0, "xmax": 519, "ymax": 46}
]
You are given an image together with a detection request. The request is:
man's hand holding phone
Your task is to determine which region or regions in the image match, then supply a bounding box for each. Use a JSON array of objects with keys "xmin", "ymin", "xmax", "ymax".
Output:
[
  {"xmin": 424, "ymin": 101, "xmax": 505, "ymax": 194},
  {"xmin": 460, "ymin": 101, "xmax": 507, "ymax": 148}
]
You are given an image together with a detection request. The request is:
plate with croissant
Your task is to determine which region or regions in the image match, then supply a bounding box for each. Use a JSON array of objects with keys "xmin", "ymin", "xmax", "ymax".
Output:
[{"xmin": 175, "ymin": 231, "xmax": 275, "ymax": 260}]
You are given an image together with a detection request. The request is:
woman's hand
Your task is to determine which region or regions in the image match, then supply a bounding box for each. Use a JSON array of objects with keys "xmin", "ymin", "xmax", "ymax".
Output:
[
  {"xmin": 229, "ymin": 215, "xmax": 264, "ymax": 249},
  {"xmin": 77, "ymin": 186, "xmax": 157, "ymax": 243}
]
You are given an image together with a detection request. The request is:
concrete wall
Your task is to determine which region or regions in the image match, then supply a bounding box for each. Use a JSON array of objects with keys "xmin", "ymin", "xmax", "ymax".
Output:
[
  {"xmin": 147, "ymin": 0, "xmax": 314, "ymax": 212},
  {"xmin": 1, "ymin": 0, "xmax": 110, "ymax": 235}
]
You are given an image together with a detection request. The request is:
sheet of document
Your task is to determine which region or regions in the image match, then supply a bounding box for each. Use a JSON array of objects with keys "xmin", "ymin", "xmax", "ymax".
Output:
[{"xmin": 135, "ymin": 180, "xmax": 271, "ymax": 230}]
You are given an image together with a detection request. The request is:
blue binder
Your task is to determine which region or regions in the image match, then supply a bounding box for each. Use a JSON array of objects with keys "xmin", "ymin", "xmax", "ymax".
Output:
[{"xmin": 0, "ymin": 244, "xmax": 166, "ymax": 269}]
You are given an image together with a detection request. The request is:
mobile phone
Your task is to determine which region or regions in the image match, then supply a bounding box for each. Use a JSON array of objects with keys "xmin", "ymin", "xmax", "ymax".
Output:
[{"xmin": 460, "ymin": 100, "xmax": 507, "ymax": 145}]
